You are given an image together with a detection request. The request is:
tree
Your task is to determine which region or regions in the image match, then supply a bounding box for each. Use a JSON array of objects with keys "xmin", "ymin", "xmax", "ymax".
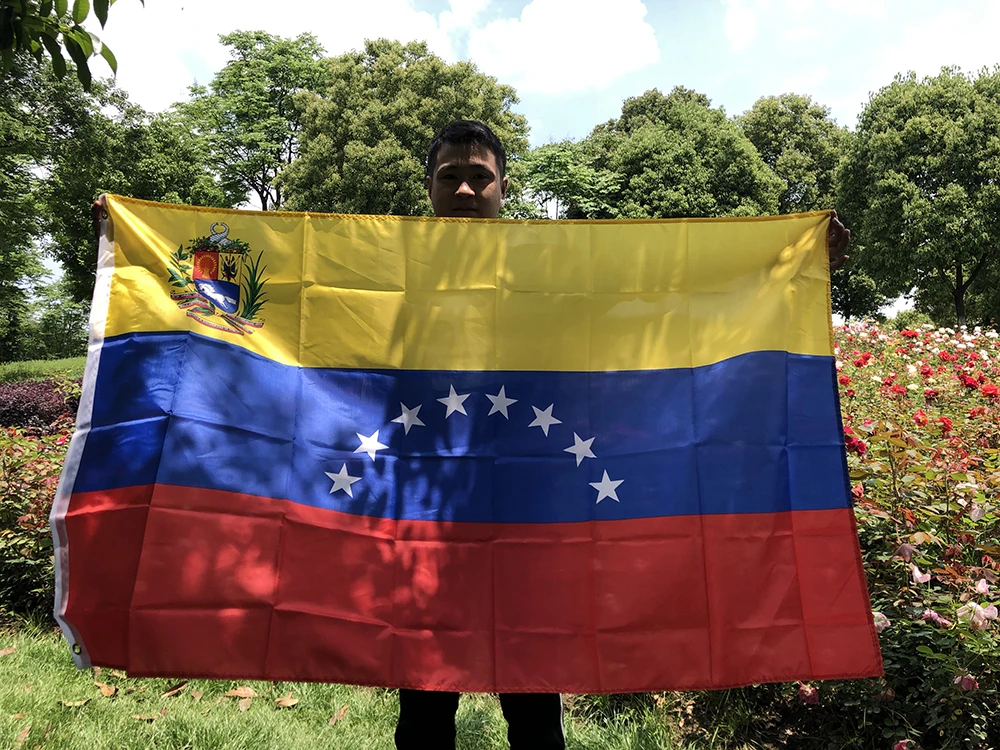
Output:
[
  {"xmin": 0, "ymin": 52, "xmax": 48, "ymax": 361},
  {"xmin": 43, "ymin": 83, "xmax": 238, "ymax": 301},
  {"xmin": 524, "ymin": 141, "xmax": 621, "ymax": 219},
  {"xmin": 559, "ymin": 87, "xmax": 783, "ymax": 219},
  {"xmin": 182, "ymin": 31, "xmax": 327, "ymax": 211},
  {"xmin": 0, "ymin": 0, "xmax": 138, "ymax": 90},
  {"xmin": 739, "ymin": 93, "xmax": 847, "ymax": 215},
  {"xmin": 839, "ymin": 67, "xmax": 1000, "ymax": 327},
  {"xmin": 280, "ymin": 39, "xmax": 531, "ymax": 217},
  {"xmin": 19, "ymin": 277, "xmax": 89, "ymax": 359}
]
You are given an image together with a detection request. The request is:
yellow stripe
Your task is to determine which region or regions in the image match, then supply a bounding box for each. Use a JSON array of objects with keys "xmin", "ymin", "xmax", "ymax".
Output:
[{"xmin": 103, "ymin": 195, "xmax": 832, "ymax": 371}]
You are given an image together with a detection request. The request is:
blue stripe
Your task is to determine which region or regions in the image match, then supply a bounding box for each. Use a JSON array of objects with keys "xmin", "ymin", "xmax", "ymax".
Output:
[{"xmin": 75, "ymin": 331, "xmax": 849, "ymax": 522}]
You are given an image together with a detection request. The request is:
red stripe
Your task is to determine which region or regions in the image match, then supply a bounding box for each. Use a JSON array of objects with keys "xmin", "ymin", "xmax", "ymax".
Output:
[{"xmin": 63, "ymin": 484, "xmax": 882, "ymax": 691}]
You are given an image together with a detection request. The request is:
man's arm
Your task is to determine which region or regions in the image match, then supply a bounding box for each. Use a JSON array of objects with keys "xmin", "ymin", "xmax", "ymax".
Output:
[
  {"xmin": 92, "ymin": 195, "xmax": 107, "ymax": 246},
  {"xmin": 828, "ymin": 210, "xmax": 850, "ymax": 271}
]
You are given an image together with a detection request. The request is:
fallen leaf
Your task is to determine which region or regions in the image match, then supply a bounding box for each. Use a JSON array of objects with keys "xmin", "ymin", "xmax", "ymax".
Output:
[
  {"xmin": 131, "ymin": 714, "xmax": 158, "ymax": 723},
  {"xmin": 263, "ymin": 684, "xmax": 274, "ymax": 696},
  {"xmin": 0, "ymin": 647, "xmax": 15, "ymax": 657},
  {"xmin": 214, "ymin": 696, "xmax": 227, "ymax": 705},
  {"xmin": 159, "ymin": 708, "xmax": 168, "ymax": 717},
  {"xmin": 59, "ymin": 699, "xmax": 90, "ymax": 708},
  {"xmin": 191, "ymin": 690, "xmax": 203, "ymax": 703},
  {"xmin": 14, "ymin": 725, "xmax": 30, "ymax": 749},
  {"xmin": 94, "ymin": 682, "xmax": 117, "ymax": 698},
  {"xmin": 12, "ymin": 713, "xmax": 25, "ymax": 719},
  {"xmin": 110, "ymin": 670, "xmax": 127, "ymax": 679},
  {"xmin": 161, "ymin": 681, "xmax": 188, "ymax": 698},
  {"xmin": 275, "ymin": 692, "xmax": 298, "ymax": 709},
  {"xmin": 92, "ymin": 667, "xmax": 102, "ymax": 679},
  {"xmin": 238, "ymin": 697, "xmax": 252, "ymax": 712},
  {"xmin": 226, "ymin": 686, "xmax": 256, "ymax": 699},
  {"xmin": 328, "ymin": 704, "xmax": 349, "ymax": 726},
  {"xmin": 23, "ymin": 685, "xmax": 33, "ymax": 693}
]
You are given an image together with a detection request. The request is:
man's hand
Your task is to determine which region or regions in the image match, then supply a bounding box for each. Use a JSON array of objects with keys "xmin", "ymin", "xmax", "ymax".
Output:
[
  {"xmin": 92, "ymin": 195, "xmax": 107, "ymax": 245},
  {"xmin": 828, "ymin": 210, "xmax": 850, "ymax": 271}
]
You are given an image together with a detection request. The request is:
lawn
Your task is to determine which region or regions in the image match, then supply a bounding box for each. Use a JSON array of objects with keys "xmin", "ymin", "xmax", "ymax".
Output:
[
  {"xmin": 0, "ymin": 357, "xmax": 87, "ymax": 384},
  {"xmin": 0, "ymin": 626, "xmax": 683, "ymax": 750}
]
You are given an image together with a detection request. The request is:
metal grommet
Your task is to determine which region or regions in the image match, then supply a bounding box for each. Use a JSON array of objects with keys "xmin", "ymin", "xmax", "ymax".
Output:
[
  {"xmin": 101, "ymin": 209, "xmax": 109, "ymax": 220},
  {"xmin": 72, "ymin": 643, "xmax": 82, "ymax": 655}
]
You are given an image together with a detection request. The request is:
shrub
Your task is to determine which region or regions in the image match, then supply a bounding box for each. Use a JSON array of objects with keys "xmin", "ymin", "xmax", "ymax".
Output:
[
  {"xmin": 892, "ymin": 309, "xmax": 935, "ymax": 331},
  {"xmin": 0, "ymin": 423, "xmax": 69, "ymax": 616},
  {"xmin": 0, "ymin": 379, "xmax": 79, "ymax": 428}
]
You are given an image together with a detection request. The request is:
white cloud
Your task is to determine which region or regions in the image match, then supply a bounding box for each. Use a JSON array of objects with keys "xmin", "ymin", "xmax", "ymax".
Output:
[
  {"xmin": 723, "ymin": 0, "xmax": 760, "ymax": 52},
  {"xmin": 467, "ymin": 0, "xmax": 660, "ymax": 94},
  {"xmin": 96, "ymin": 0, "xmax": 472, "ymax": 113},
  {"xmin": 829, "ymin": 3, "xmax": 1000, "ymax": 127}
]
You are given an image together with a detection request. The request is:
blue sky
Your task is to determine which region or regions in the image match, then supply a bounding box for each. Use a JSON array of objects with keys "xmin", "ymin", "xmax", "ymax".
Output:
[{"xmin": 95, "ymin": 0, "xmax": 1000, "ymax": 145}]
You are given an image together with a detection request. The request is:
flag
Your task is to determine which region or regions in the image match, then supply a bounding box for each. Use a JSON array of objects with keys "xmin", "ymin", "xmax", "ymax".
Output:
[{"xmin": 51, "ymin": 195, "xmax": 883, "ymax": 692}]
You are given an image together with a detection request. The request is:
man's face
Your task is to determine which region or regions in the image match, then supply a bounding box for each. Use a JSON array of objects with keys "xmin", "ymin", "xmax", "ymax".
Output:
[{"xmin": 426, "ymin": 143, "xmax": 508, "ymax": 219}]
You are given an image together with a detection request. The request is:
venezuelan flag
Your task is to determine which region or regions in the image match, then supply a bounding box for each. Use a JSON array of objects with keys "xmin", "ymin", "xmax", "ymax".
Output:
[{"xmin": 51, "ymin": 195, "xmax": 882, "ymax": 692}]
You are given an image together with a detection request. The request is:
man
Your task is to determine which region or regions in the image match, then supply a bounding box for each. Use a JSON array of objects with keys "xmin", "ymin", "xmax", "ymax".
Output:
[
  {"xmin": 393, "ymin": 119, "xmax": 568, "ymax": 750},
  {"xmin": 397, "ymin": 119, "xmax": 851, "ymax": 750},
  {"xmin": 88, "ymin": 121, "xmax": 850, "ymax": 750}
]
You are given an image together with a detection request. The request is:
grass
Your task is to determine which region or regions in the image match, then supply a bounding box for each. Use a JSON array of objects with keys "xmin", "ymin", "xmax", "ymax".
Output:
[
  {"xmin": 0, "ymin": 357, "xmax": 87, "ymax": 384},
  {"xmin": 0, "ymin": 626, "xmax": 687, "ymax": 750}
]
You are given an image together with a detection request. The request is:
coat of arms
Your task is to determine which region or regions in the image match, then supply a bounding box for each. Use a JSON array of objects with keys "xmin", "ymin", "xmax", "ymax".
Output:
[{"xmin": 167, "ymin": 222, "xmax": 268, "ymax": 335}]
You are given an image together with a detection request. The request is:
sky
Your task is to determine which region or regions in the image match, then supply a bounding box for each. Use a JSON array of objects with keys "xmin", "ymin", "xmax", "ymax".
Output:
[{"xmin": 91, "ymin": 0, "xmax": 1000, "ymax": 145}]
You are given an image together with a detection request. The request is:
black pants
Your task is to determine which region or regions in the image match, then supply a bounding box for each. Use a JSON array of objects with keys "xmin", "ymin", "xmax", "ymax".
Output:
[{"xmin": 395, "ymin": 689, "xmax": 565, "ymax": 750}]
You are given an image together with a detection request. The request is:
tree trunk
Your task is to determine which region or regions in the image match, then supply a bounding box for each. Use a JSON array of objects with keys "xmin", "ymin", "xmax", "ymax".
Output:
[{"xmin": 955, "ymin": 260, "xmax": 966, "ymax": 327}]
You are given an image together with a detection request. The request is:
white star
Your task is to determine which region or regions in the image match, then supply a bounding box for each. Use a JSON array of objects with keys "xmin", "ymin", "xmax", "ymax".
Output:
[
  {"xmin": 437, "ymin": 385, "xmax": 470, "ymax": 418},
  {"xmin": 325, "ymin": 464, "xmax": 362, "ymax": 497},
  {"xmin": 486, "ymin": 386, "xmax": 517, "ymax": 418},
  {"xmin": 590, "ymin": 470, "xmax": 623, "ymax": 504},
  {"xmin": 564, "ymin": 433, "xmax": 596, "ymax": 466},
  {"xmin": 528, "ymin": 404, "xmax": 562, "ymax": 436},
  {"xmin": 391, "ymin": 403, "xmax": 425, "ymax": 434},
  {"xmin": 354, "ymin": 430, "xmax": 389, "ymax": 461}
]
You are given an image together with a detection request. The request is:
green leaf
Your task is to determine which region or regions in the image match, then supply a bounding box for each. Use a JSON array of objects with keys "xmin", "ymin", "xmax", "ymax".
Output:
[
  {"xmin": 94, "ymin": 0, "xmax": 108, "ymax": 26},
  {"xmin": 72, "ymin": 0, "xmax": 90, "ymax": 24},
  {"xmin": 40, "ymin": 32, "xmax": 67, "ymax": 79},
  {"xmin": 55, "ymin": 0, "xmax": 68, "ymax": 18},
  {"xmin": 66, "ymin": 27, "xmax": 92, "ymax": 56},
  {"xmin": 63, "ymin": 35, "xmax": 91, "ymax": 90},
  {"xmin": 40, "ymin": 0, "xmax": 55, "ymax": 15},
  {"xmin": 98, "ymin": 38, "xmax": 115, "ymax": 73}
]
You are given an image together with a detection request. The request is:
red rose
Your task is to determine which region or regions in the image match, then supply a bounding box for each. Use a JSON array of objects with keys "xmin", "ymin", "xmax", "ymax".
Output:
[{"xmin": 913, "ymin": 410, "xmax": 928, "ymax": 426}]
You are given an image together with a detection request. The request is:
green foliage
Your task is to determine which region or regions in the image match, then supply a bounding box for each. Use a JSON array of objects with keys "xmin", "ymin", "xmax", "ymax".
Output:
[
  {"xmin": 892, "ymin": 309, "xmax": 936, "ymax": 331},
  {"xmin": 831, "ymin": 259, "xmax": 888, "ymax": 320},
  {"xmin": 738, "ymin": 93, "xmax": 847, "ymax": 214},
  {"xmin": 0, "ymin": 421, "xmax": 69, "ymax": 616},
  {"xmin": 42, "ymin": 83, "xmax": 240, "ymax": 301},
  {"xmin": 567, "ymin": 87, "xmax": 783, "ymax": 219},
  {"xmin": 181, "ymin": 31, "xmax": 328, "ymax": 211},
  {"xmin": 18, "ymin": 277, "xmax": 89, "ymax": 360},
  {"xmin": 839, "ymin": 67, "xmax": 1000, "ymax": 327},
  {"xmin": 0, "ymin": 356, "xmax": 85, "ymax": 383},
  {"xmin": 280, "ymin": 39, "xmax": 531, "ymax": 218},
  {"xmin": 525, "ymin": 140, "xmax": 621, "ymax": 219},
  {"xmin": 0, "ymin": 53, "xmax": 47, "ymax": 363},
  {"xmin": 0, "ymin": 0, "xmax": 139, "ymax": 91}
]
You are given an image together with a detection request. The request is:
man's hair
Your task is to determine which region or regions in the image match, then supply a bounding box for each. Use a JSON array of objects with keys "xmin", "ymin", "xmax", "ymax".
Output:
[{"xmin": 425, "ymin": 120, "xmax": 507, "ymax": 178}]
